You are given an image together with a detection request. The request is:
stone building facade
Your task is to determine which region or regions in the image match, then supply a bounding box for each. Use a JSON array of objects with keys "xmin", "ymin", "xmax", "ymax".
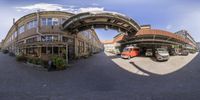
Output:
[{"xmin": 2, "ymin": 11, "xmax": 103, "ymax": 60}]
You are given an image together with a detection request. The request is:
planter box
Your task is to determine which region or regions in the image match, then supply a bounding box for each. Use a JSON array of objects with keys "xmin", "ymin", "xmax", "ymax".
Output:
[{"xmin": 26, "ymin": 62, "xmax": 47, "ymax": 71}]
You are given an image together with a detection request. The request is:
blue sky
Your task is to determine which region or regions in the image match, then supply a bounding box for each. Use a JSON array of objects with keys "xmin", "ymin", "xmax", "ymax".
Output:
[{"xmin": 0, "ymin": 0, "xmax": 200, "ymax": 41}]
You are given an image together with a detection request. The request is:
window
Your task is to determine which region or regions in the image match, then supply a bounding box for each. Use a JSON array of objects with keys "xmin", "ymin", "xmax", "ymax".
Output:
[
  {"xmin": 26, "ymin": 37, "xmax": 37, "ymax": 43},
  {"xmin": 41, "ymin": 18, "xmax": 47, "ymax": 26},
  {"xmin": 82, "ymin": 31, "xmax": 90, "ymax": 38},
  {"xmin": 41, "ymin": 47, "xmax": 46, "ymax": 53},
  {"xmin": 19, "ymin": 25, "xmax": 25, "ymax": 34},
  {"xmin": 27, "ymin": 21, "xmax": 33, "ymax": 30},
  {"xmin": 78, "ymin": 41, "xmax": 84, "ymax": 53},
  {"xmin": 47, "ymin": 18, "xmax": 52, "ymax": 26},
  {"xmin": 53, "ymin": 47, "xmax": 58, "ymax": 54},
  {"xmin": 18, "ymin": 41, "xmax": 24, "ymax": 45},
  {"xmin": 41, "ymin": 18, "xmax": 59, "ymax": 26},
  {"xmin": 12, "ymin": 34, "xmax": 14, "ymax": 40},
  {"xmin": 52, "ymin": 18, "xmax": 59, "ymax": 25},
  {"xmin": 13, "ymin": 31, "xmax": 17, "ymax": 38},
  {"xmin": 47, "ymin": 47, "xmax": 52, "ymax": 54},
  {"xmin": 41, "ymin": 35, "xmax": 58, "ymax": 42},
  {"xmin": 27, "ymin": 47, "xmax": 36, "ymax": 54},
  {"xmin": 63, "ymin": 36, "xmax": 68, "ymax": 42},
  {"xmin": 27, "ymin": 20, "xmax": 37, "ymax": 30}
]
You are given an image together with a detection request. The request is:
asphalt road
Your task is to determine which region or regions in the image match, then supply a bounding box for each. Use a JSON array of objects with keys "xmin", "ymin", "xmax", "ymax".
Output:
[{"xmin": 0, "ymin": 52, "xmax": 200, "ymax": 100}]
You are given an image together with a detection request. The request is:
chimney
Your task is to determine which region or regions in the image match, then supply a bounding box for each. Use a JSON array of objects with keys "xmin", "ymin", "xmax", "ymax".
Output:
[{"xmin": 13, "ymin": 18, "xmax": 15, "ymax": 25}]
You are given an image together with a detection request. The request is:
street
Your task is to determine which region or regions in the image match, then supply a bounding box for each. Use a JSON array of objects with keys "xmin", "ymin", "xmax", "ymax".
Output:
[{"xmin": 0, "ymin": 52, "xmax": 200, "ymax": 100}]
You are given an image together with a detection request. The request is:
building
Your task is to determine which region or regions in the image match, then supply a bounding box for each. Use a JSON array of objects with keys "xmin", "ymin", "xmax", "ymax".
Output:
[
  {"xmin": 2, "ymin": 11, "xmax": 103, "ymax": 60},
  {"xmin": 197, "ymin": 42, "xmax": 200, "ymax": 51},
  {"xmin": 116, "ymin": 25, "xmax": 198, "ymax": 55},
  {"xmin": 2, "ymin": 11, "xmax": 197, "ymax": 59},
  {"xmin": 0, "ymin": 42, "xmax": 2, "ymax": 50},
  {"xmin": 175, "ymin": 30, "xmax": 198, "ymax": 51},
  {"xmin": 101, "ymin": 40, "xmax": 114, "ymax": 52},
  {"xmin": 102, "ymin": 33, "xmax": 125, "ymax": 54}
]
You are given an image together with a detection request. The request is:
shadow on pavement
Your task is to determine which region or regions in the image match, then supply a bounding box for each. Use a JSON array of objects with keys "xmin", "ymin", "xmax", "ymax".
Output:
[{"xmin": 1, "ymin": 52, "xmax": 200, "ymax": 100}]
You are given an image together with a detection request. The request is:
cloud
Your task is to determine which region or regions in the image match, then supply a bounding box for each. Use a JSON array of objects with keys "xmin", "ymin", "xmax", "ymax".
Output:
[
  {"xmin": 178, "ymin": 12, "xmax": 200, "ymax": 42},
  {"xmin": 16, "ymin": 3, "xmax": 68, "ymax": 11},
  {"xmin": 78, "ymin": 7, "xmax": 104, "ymax": 13},
  {"xmin": 15, "ymin": 3, "xmax": 104, "ymax": 14},
  {"xmin": 167, "ymin": 6, "xmax": 200, "ymax": 42},
  {"xmin": 166, "ymin": 25, "xmax": 172, "ymax": 30}
]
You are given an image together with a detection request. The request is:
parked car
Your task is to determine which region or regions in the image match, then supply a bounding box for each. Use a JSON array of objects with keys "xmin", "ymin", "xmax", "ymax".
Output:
[
  {"xmin": 114, "ymin": 49, "xmax": 121, "ymax": 55},
  {"xmin": 145, "ymin": 49, "xmax": 153, "ymax": 56},
  {"xmin": 121, "ymin": 46, "xmax": 140, "ymax": 59},
  {"xmin": 180, "ymin": 50, "xmax": 189, "ymax": 56},
  {"xmin": 169, "ymin": 49, "xmax": 177, "ymax": 56},
  {"xmin": 155, "ymin": 48, "xmax": 169, "ymax": 61},
  {"xmin": 189, "ymin": 50, "xmax": 196, "ymax": 54},
  {"xmin": 2, "ymin": 50, "xmax": 9, "ymax": 54}
]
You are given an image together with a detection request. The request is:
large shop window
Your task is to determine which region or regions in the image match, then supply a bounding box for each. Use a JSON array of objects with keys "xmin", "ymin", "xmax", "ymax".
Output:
[
  {"xmin": 53, "ymin": 47, "xmax": 58, "ymax": 54},
  {"xmin": 47, "ymin": 47, "xmax": 52, "ymax": 54},
  {"xmin": 41, "ymin": 35, "xmax": 58, "ymax": 42},
  {"xmin": 41, "ymin": 47, "xmax": 59, "ymax": 54},
  {"xmin": 27, "ymin": 47, "xmax": 37, "ymax": 54},
  {"xmin": 41, "ymin": 47, "xmax": 46, "ymax": 53},
  {"xmin": 19, "ymin": 25, "xmax": 25, "ymax": 34}
]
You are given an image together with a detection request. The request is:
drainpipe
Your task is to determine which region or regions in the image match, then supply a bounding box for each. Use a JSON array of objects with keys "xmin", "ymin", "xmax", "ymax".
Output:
[
  {"xmin": 36, "ymin": 10, "xmax": 43, "ymax": 58},
  {"xmin": 36, "ymin": 10, "xmax": 43, "ymax": 38}
]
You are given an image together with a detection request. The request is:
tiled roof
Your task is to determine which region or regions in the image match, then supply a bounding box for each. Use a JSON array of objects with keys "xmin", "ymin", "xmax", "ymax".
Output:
[
  {"xmin": 113, "ymin": 34, "xmax": 125, "ymax": 42},
  {"xmin": 101, "ymin": 40, "xmax": 114, "ymax": 44},
  {"xmin": 135, "ymin": 29, "xmax": 193, "ymax": 46},
  {"xmin": 101, "ymin": 34, "xmax": 125, "ymax": 44}
]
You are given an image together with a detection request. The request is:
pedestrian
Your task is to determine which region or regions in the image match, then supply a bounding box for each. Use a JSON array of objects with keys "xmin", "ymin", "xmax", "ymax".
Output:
[{"xmin": 48, "ymin": 60, "xmax": 52, "ymax": 71}]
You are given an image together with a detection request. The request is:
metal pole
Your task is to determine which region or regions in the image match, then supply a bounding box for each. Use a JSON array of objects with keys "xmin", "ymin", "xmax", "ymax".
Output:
[{"xmin": 66, "ymin": 43, "xmax": 68, "ymax": 64}]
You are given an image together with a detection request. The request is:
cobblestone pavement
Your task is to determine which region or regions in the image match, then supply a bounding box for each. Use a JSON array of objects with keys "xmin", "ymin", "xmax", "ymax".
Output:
[{"xmin": 0, "ymin": 52, "xmax": 200, "ymax": 100}]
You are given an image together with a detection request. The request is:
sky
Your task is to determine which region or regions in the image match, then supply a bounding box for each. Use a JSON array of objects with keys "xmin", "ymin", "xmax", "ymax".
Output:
[{"xmin": 0, "ymin": 0, "xmax": 200, "ymax": 42}]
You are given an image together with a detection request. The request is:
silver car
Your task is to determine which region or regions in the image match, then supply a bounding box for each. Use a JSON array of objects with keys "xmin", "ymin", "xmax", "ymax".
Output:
[{"xmin": 155, "ymin": 48, "xmax": 169, "ymax": 61}]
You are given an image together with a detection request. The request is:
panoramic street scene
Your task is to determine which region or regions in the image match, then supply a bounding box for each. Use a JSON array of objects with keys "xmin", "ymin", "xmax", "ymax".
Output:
[{"xmin": 0, "ymin": 0, "xmax": 200, "ymax": 100}]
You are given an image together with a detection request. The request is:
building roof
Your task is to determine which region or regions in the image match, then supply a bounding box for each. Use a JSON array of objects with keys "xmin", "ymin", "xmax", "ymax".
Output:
[
  {"xmin": 175, "ymin": 30, "xmax": 196, "ymax": 44},
  {"xmin": 101, "ymin": 33, "xmax": 125, "ymax": 44},
  {"xmin": 101, "ymin": 40, "xmax": 114, "ymax": 44},
  {"xmin": 113, "ymin": 33, "xmax": 125, "ymax": 42},
  {"xmin": 135, "ymin": 29, "xmax": 192, "ymax": 44}
]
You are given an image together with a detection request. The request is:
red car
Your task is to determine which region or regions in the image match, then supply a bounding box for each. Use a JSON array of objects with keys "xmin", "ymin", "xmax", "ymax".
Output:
[{"xmin": 121, "ymin": 46, "xmax": 140, "ymax": 59}]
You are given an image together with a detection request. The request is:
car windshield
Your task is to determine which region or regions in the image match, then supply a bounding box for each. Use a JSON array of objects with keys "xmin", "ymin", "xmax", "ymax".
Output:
[
  {"xmin": 147, "ymin": 49, "xmax": 152, "ymax": 52},
  {"xmin": 123, "ymin": 48, "xmax": 129, "ymax": 52},
  {"xmin": 157, "ymin": 48, "xmax": 168, "ymax": 53}
]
